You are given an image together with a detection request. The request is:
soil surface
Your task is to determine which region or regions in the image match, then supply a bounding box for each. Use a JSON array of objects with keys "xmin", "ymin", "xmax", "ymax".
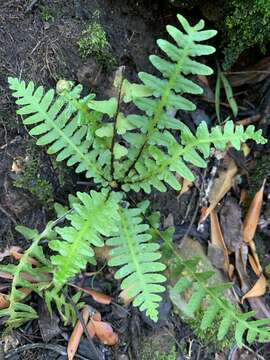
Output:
[{"xmin": 0, "ymin": 1, "xmax": 270, "ymax": 359}]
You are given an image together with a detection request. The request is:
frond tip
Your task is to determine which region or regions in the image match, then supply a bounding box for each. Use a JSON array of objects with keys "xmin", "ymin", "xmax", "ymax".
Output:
[{"xmin": 107, "ymin": 207, "xmax": 166, "ymax": 321}]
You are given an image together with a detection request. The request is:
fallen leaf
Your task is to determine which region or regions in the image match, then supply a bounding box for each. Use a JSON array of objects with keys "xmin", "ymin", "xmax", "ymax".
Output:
[
  {"xmin": 248, "ymin": 254, "xmax": 261, "ymax": 277},
  {"xmin": 178, "ymin": 179, "xmax": 193, "ymax": 197},
  {"xmin": 10, "ymin": 250, "xmax": 39, "ymax": 266},
  {"xmin": 119, "ymin": 285, "xmax": 136, "ymax": 306},
  {"xmin": 243, "ymin": 180, "xmax": 266, "ymax": 243},
  {"xmin": 201, "ymin": 156, "xmax": 238, "ymax": 221},
  {"xmin": 0, "ymin": 246, "xmax": 22, "ymax": 262},
  {"xmin": 227, "ymin": 57, "xmax": 270, "ymax": 87},
  {"xmin": 86, "ymin": 320, "xmax": 96, "ymax": 338},
  {"xmin": 210, "ymin": 211, "xmax": 230, "ymax": 274},
  {"xmin": 241, "ymin": 274, "xmax": 268, "ymax": 303},
  {"xmin": 69, "ymin": 284, "xmax": 111, "ymax": 305},
  {"xmin": 67, "ymin": 306, "xmax": 90, "ymax": 360},
  {"xmin": 0, "ymin": 293, "xmax": 9, "ymax": 309},
  {"xmin": 0, "ymin": 272, "xmax": 13, "ymax": 280},
  {"xmin": 91, "ymin": 320, "xmax": 118, "ymax": 346},
  {"xmin": 220, "ymin": 197, "xmax": 243, "ymax": 253}
]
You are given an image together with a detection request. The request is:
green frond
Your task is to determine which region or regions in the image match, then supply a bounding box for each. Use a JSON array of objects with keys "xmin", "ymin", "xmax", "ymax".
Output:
[
  {"xmin": 8, "ymin": 77, "xmax": 108, "ymax": 185},
  {"xmin": 170, "ymin": 254, "xmax": 270, "ymax": 347},
  {"xmin": 107, "ymin": 207, "xmax": 166, "ymax": 321},
  {"xmin": 49, "ymin": 190, "xmax": 121, "ymax": 289},
  {"xmin": 0, "ymin": 224, "xmax": 53, "ymax": 330},
  {"xmin": 122, "ymin": 120, "xmax": 266, "ymax": 193}
]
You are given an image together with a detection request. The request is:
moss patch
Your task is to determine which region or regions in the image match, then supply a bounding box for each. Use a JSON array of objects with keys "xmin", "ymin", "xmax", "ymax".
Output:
[
  {"xmin": 78, "ymin": 11, "xmax": 116, "ymax": 68},
  {"xmin": 223, "ymin": 0, "xmax": 270, "ymax": 68},
  {"xmin": 141, "ymin": 331, "xmax": 176, "ymax": 360},
  {"xmin": 13, "ymin": 143, "xmax": 54, "ymax": 207}
]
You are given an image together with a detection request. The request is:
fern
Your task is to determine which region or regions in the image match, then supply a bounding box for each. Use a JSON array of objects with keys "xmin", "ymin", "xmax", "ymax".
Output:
[
  {"xmin": 8, "ymin": 78, "xmax": 108, "ymax": 185},
  {"xmin": 3, "ymin": 13, "xmax": 268, "ymax": 343},
  {"xmin": 0, "ymin": 225, "xmax": 53, "ymax": 329},
  {"xmin": 49, "ymin": 189, "xmax": 121, "ymax": 289},
  {"xmin": 170, "ymin": 255, "xmax": 270, "ymax": 347},
  {"xmin": 107, "ymin": 207, "xmax": 166, "ymax": 321}
]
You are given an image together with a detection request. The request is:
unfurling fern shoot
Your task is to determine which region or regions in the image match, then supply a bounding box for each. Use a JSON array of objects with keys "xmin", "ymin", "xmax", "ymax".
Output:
[{"xmin": 1, "ymin": 13, "xmax": 268, "ymax": 348}]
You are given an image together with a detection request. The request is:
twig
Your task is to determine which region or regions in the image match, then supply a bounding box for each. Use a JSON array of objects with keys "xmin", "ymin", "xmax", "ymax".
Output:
[
  {"xmin": 181, "ymin": 169, "xmax": 206, "ymax": 242},
  {"xmin": 0, "ymin": 205, "xmax": 17, "ymax": 226},
  {"xmin": 110, "ymin": 70, "xmax": 125, "ymax": 180},
  {"xmin": 25, "ymin": 0, "xmax": 39, "ymax": 13},
  {"xmin": 4, "ymin": 343, "xmax": 89, "ymax": 359}
]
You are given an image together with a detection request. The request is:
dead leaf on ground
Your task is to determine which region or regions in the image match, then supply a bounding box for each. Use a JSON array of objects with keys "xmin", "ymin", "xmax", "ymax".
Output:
[
  {"xmin": 119, "ymin": 285, "xmax": 136, "ymax": 306},
  {"xmin": 226, "ymin": 56, "xmax": 270, "ymax": 87},
  {"xmin": 67, "ymin": 306, "xmax": 90, "ymax": 360},
  {"xmin": 209, "ymin": 211, "xmax": 230, "ymax": 274},
  {"xmin": 248, "ymin": 254, "xmax": 261, "ymax": 277},
  {"xmin": 91, "ymin": 320, "xmax": 118, "ymax": 346},
  {"xmin": 243, "ymin": 180, "xmax": 266, "ymax": 274},
  {"xmin": 220, "ymin": 197, "xmax": 243, "ymax": 253},
  {"xmin": 243, "ymin": 179, "xmax": 266, "ymax": 243},
  {"xmin": 177, "ymin": 178, "xmax": 193, "ymax": 198},
  {"xmin": 69, "ymin": 284, "xmax": 111, "ymax": 305},
  {"xmin": 0, "ymin": 246, "xmax": 22, "ymax": 262},
  {"xmin": 241, "ymin": 274, "xmax": 268, "ymax": 303},
  {"xmin": 201, "ymin": 156, "xmax": 238, "ymax": 221},
  {"xmin": 0, "ymin": 293, "xmax": 9, "ymax": 309},
  {"xmin": 10, "ymin": 250, "xmax": 40, "ymax": 266}
]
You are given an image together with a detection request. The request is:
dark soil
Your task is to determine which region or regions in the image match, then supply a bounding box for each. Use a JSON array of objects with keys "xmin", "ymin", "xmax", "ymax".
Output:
[{"xmin": 0, "ymin": 1, "xmax": 270, "ymax": 359}]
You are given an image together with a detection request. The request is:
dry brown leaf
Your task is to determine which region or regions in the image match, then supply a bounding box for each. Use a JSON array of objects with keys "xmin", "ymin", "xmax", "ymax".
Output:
[
  {"xmin": 118, "ymin": 284, "xmax": 137, "ymax": 306},
  {"xmin": 248, "ymin": 254, "xmax": 261, "ymax": 277},
  {"xmin": 69, "ymin": 284, "xmax": 111, "ymax": 305},
  {"xmin": 210, "ymin": 211, "xmax": 230, "ymax": 274},
  {"xmin": 0, "ymin": 293, "xmax": 9, "ymax": 309},
  {"xmin": 241, "ymin": 274, "xmax": 268, "ymax": 303},
  {"xmin": 243, "ymin": 180, "xmax": 266, "ymax": 243},
  {"xmin": 10, "ymin": 250, "xmax": 39, "ymax": 266},
  {"xmin": 91, "ymin": 320, "xmax": 118, "ymax": 346},
  {"xmin": 67, "ymin": 306, "xmax": 90, "ymax": 360},
  {"xmin": 0, "ymin": 246, "xmax": 22, "ymax": 262},
  {"xmin": 227, "ymin": 57, "xmax": 270, "ymax": 87},
  {"xmin": 201, "ymin": 157, "xmax": 238, "ymax": 221},
  {"xmin": 177, "ymin": 178, "xmax": 193, "ymax": 197},
  {"xmin": 86, "ymin": 320, "xmax": 96, "ymax": 338},
  {"xmin": 0, "ymin": 272, "xmax": 13, "ymax": 280}
]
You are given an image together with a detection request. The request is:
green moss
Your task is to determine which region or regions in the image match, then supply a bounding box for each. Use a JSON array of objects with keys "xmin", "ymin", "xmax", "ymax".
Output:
[
  {"xmin": 141, "ymin": 336, "xmax": 176, "ymax": 360},
  {"xmin": 14, "ymin": 143, "xmax": 54, "ymax": 207},
  {"xmin": 40, "ymin": 6, "xmax": 54, "ymax": 22},
  {"xmin": 223, "ymin": 0, "xmax": 270, "ymax": 69},
  {"xmin": 248, "ymin": 154, "xmax": 270, "ymax": 199},
  {"xmin": 77, "ymin": 12, "xmax": 116, "ymax": 68}
]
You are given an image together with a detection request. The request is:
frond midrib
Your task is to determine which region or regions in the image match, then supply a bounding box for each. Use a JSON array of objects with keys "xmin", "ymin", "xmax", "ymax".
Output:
[
  {"xmin": 120, "ymin": 209, "xmax": 147, "ymax": 294},
  {"xmin": 28, "ymin": 95, "xmax": 103, "ymax": 178}
]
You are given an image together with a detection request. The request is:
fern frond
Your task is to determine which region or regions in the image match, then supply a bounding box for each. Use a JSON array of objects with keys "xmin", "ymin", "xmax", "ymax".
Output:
[
  {"xmin": 0, "ymin": 225, "xmax": 52, "ymax": 330},
  {"xmin": 123, "ymin": 120, "xmax": 266, "ymax": 192},
  {"xmin": 49, "ymin": 190, "xmax": 121, "ymax": 289},
  {"xmin": 8, "ymin": 78, "xmax": 108, "ymax": 185},
  {"xmin": 170, "ymin": 253, "xmax": 270, "ymax": 347},
  {"xmin": 106, "ymin": 207, "xmax": 166, "ymax": 321}
]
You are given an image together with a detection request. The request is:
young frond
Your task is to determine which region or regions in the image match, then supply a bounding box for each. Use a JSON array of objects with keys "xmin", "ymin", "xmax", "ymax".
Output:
[
  {"xmin": 49, "ymin": 190, "xmax": 121, "ymax": 289},
  {"xmin": 107, "ymin": 207, "xmax": 166, "ymax": 321},
  {"xmin": 8, "ymin": 77, "xmax": 108, "ymax": 186},
  {"xmin": 0, "ymin": 225, "xmax": 53, "ymax": 329},
  {"xmin": 170, "ymin": 256, "xmax": 270, "ymax": 347}
]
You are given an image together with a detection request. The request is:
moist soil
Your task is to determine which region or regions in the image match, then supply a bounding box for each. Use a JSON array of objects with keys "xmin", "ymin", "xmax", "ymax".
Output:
[{"xmin": 0, "ymin": 1, "xmax": 270, "ymax": 359}]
